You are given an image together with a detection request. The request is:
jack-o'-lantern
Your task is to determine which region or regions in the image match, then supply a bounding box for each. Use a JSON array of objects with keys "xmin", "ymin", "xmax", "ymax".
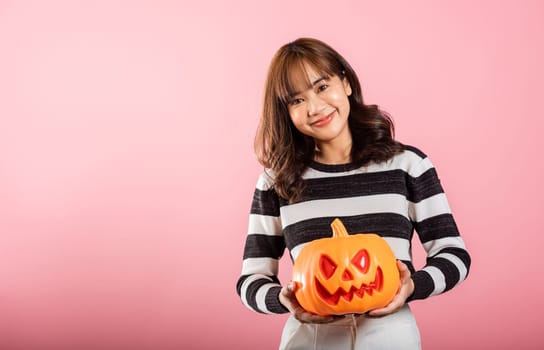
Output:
[{"xmin": 292, "ymin": 218, "xmax": 400, "ymax": 316}]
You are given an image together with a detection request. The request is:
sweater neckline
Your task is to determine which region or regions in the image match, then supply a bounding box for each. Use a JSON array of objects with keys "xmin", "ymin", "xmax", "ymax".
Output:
[{"xmin": 309, "ymin": 160, "xmax": 359, "ymax": 173}]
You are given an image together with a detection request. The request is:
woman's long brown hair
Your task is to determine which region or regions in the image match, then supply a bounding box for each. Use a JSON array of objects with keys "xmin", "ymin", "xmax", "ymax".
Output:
[{"xmin": 255, "ymin": 38, "xmax": 404, "ymax": 202}]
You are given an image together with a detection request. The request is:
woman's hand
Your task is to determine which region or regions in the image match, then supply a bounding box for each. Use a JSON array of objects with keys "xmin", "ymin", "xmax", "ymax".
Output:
[
  {"xmin": 279, "ymin": 282, "xmax": 341, "ymax": 324},
  {"xmin": 367, "ymin": 260, "xmax": 415, "ymax": 317}
]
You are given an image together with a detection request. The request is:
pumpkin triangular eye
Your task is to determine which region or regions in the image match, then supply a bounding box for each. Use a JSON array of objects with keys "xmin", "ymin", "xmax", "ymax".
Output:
[
  {"xmin": 351, "ymin": 249, "xmax": 370, "ymax": 273},
  {"xmin": 319, "ymin": 254, "xmax": 337, "ymax": 279}
]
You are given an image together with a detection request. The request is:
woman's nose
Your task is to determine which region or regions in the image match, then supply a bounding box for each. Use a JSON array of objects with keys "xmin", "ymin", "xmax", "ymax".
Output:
[{"xmin": 307, "ymin": 94, "xmax": 325, "ymax": 116}]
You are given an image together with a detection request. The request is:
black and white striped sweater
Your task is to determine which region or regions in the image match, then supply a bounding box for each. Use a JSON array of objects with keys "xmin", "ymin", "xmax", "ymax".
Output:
[{"xmin": 237, "ymin": 146, "xmax": 471, "ymax": 314}]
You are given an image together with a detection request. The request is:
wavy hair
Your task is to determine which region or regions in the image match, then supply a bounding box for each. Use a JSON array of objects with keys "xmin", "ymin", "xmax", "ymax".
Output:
[{"xmin": 255, "ymin": 38, "xmax": 404, "ymax": 202}]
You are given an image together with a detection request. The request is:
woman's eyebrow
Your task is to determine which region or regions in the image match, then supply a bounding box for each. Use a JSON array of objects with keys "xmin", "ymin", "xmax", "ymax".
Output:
[
  {"xmin": 311, "ymin": 77, "xmax": 328, "ymax": 85},
  {"xmin": 289, "ymin": 76, "xmax": 328, "ymax": 97}
]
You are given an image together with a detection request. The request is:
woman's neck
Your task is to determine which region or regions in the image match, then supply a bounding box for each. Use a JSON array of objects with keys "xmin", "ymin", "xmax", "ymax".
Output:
[{"xmin": 314, "ymin": 140, "xmax": 352, "ymax": 165}]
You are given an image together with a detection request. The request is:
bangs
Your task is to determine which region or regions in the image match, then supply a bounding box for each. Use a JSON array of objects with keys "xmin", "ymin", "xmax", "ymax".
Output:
[{"xmin": 274, "ymin": 53, "xmax": 339, "ymax": 104}]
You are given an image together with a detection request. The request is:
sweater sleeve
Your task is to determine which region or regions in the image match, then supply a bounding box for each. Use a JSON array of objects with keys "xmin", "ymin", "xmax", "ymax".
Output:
[
  {"xmin": 236, "ymin": 172, "xmax": 289, "ymax": 314},
  {"xmin": 405, "ymin": 149, "xmax": 471, "ymax": 301}
]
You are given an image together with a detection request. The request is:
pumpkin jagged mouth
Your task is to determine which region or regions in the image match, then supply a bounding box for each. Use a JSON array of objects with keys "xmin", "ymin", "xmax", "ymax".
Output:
[{"xmin": 315, "ymin": 267, "xmax": 384, "ymax": 305}]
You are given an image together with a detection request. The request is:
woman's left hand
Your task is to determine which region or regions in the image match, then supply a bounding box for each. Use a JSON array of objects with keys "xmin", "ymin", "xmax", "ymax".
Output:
[{"xmin": 367, "ymin": 260, "xmax": 414, "ymax": 317}]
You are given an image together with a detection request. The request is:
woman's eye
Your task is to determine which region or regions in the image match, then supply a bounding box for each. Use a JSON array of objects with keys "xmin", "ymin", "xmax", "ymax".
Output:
[
  {"xmin": 290, "ymin": 98, "xmax": 304, "ymax": 105},
  {"xmin": 317, "ymin": 84, "xmax": 329, "ymax": 92}
]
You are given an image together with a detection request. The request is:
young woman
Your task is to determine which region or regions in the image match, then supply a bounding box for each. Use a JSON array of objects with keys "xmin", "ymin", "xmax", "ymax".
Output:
[{"xmin": 236, "ymin": 38, "xmax": 470, "ymax": 350}]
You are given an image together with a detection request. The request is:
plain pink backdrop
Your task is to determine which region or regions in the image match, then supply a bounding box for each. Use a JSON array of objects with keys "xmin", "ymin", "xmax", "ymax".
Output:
[{"xmin": 1, "ymin": 0, "xmax": 543, "ymax": 349}]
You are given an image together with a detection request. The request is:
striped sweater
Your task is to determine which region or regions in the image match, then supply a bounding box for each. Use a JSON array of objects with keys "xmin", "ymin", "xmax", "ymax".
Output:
[{"xmin": 237, "ymin": 146, "xmax": 470, "ymax": 314}]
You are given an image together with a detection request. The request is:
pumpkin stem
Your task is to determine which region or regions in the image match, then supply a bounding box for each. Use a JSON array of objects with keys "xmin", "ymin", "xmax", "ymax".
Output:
[{"xmin": 331, "ymin": 218, "xmax": 349, "ymax": 238}]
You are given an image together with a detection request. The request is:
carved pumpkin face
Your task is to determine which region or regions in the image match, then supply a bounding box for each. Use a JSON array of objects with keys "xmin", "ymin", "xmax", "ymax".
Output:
[{"xmin": 292, "ymin": 218, "xmax": 400, "ymax": 316}]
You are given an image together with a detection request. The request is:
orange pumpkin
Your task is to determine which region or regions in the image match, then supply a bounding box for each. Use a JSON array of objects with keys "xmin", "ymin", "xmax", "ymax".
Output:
[{"xmin": 292, "ymin": 218, "xmax": 400, "ymax": 316}]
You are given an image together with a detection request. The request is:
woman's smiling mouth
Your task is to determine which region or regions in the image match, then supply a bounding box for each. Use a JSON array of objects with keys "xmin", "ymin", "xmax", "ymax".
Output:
[{"xmin": 311, "ymin": 111, "xmax": 335, "ymax": 127}]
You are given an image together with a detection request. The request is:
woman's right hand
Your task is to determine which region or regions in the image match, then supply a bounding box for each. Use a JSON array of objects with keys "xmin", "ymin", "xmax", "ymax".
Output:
[{"xmin": 279, "ymin": 282, "xmax": 341, "ymax": 324}]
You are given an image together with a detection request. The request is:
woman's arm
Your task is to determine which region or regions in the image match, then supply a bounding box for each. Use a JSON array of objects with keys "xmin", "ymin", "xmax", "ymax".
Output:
[
  {"xmin": 405, "ymin": 147, "xmax": 471, "ymax": 301},
  {"xmin": 236, "ymin": 173, "xmax": 288, "ymax": 314}
]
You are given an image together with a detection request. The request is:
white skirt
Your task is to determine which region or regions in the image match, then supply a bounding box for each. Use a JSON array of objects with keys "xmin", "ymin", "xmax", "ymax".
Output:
[{"xmin": 279, "ymin": 305, "xmax": 421, "ymax": 350}]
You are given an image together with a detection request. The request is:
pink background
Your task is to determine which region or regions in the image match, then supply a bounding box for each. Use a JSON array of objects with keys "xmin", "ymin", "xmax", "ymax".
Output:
[{"xmin": 1, "ymin": 0, "xmax": 543, "ymax": 349}]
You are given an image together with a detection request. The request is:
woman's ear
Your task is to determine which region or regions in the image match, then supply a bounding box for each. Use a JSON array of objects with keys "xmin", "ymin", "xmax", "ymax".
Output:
[
  {"xmin": 343, "ymin": 76, "xmax": 352, "ymax": 97},
  {"xmin": 340, "ymin": 71, "xmax": 352, "ymax": 96}
]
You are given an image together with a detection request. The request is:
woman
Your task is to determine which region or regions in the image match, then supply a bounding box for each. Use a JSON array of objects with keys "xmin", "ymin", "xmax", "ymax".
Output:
[{"xmin": 236, "ymin": 37, "xmax": 470, "ymax": 349}]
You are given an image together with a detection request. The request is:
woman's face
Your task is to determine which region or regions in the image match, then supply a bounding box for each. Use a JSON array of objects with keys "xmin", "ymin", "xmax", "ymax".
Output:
[{"xmin": 286, "ymin": 64, "xmax": 352, "ymax": 146}]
